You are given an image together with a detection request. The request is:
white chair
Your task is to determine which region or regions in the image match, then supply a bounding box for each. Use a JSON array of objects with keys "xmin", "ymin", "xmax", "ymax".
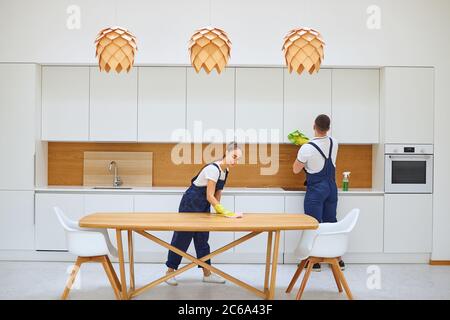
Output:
[
  {"xmin": 54, "ymin": 207, "xmax": 121, "ymax": 300},
  {"xmin": 286, "ymin": 208, "xmax": 360, "ymax": 300}
]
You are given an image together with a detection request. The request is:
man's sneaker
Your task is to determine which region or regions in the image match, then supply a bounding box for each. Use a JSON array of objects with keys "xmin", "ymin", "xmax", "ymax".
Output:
[
  {"xmin": 165, "ymin": 272, "xmax": 178, "ymax": 286},
  {"xmin": 303, "ymin": 261, "xmax": 321, "ymax": 272},
  {"xmin": 312, "ymin": 263, "xmax": 321, "ymax": 272},
  {"xmin": 203, "ymin": 273, "xmax": 226, "ymax": 284},
  {"xmin": 339, "ymin": 260, "xmax": 346, "ymax": 271}
]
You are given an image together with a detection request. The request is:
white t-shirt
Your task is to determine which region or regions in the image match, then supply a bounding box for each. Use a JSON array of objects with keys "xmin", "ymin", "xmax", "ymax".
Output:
[
  {"xmin": 193, "ymin": 162, "xmax": 227, "ymax": 187},
  {"xmin": 297, "ymin": 136, "xmax": 338, "ymax": 174}
]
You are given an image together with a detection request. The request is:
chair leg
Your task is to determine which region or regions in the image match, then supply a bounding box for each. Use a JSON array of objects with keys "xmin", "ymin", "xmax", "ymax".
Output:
[
  {"xmin": 61, "ymin": 257, "xmax": 83, "ymax": 300},
  {"xmin": 101, "ymin": 255, "xmax": 122, "ymax": 300},
  {"xmin": 331, "ymin": 259, "xmax": 353, "ymax": 300},
  {"xmin": 296, "ymin": 258, "xmax": 314, "ymax": 300},
  {"xmin": 330, "ymin": 259, "xmax": 343, "ymax": 293},
  {"xmin": 286, "ymin": 259, "xmax": 307, "ymax": 293}
]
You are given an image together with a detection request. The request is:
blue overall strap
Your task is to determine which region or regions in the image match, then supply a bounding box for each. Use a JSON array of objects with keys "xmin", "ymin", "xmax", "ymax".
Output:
[
  {"xmin": 210, "ymin": 163, "xmax": 223, "ymax": 179},
  {"xmin": 328, "ymin": 137, "xmax": 333, "ymax": 158},
  {"xmin": 308, "ymin": 141, "xmax": 327, "ymax": 160}
]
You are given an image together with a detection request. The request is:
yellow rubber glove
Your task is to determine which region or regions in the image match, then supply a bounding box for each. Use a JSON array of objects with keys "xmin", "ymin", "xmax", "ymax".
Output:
[
  {"xmin": 214, "ymin": 204, "xmax": 238, "ymax": 218},
  {"xmin": 287, "ymin": 130, "xmax": 309, "ymax": 146}
]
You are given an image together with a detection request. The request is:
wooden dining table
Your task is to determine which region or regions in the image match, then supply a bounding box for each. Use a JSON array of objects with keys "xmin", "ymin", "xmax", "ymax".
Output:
[{"xmin": 79, "ymin": 212, "xmax": 318, "ymax": 300}]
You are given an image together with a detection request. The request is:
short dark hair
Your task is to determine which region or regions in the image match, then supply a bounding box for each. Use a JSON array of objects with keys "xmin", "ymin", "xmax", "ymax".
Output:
[{"xmin": 314, "ymin": 114, "xmax": 331, "ymax": 132}]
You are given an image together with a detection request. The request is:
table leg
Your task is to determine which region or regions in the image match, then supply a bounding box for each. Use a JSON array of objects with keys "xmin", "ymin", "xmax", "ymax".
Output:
[
  {"xmin": 116, "ymin": 229, "xmax": 128, "ymax": 300},
  {"xmin": 128, "ymin": 230, "xmax": 135, "ymax": 291},
  {"xmin": 267, "ymin": 230, "xmax": 281, "ymax": 300},
  {"xmin": 264, "ymin": 231, "xmax": 273, "ymax": 292}
]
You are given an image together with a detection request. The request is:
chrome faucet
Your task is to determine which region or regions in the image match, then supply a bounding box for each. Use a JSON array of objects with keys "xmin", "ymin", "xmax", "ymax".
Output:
[{"xmin": 108, "ymin": 161, "xmax": 123, "ymax": 187}]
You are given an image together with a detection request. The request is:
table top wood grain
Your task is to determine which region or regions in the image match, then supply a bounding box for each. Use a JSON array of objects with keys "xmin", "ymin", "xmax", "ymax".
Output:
[{"xmin": 79, "ymin": 212, "xmax": 319, "ymax": 232}]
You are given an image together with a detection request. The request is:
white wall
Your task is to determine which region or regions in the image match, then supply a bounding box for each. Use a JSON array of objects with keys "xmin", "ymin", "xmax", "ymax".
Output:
[{"xmin": 1, "ymin": 0, "xmax": 449, "ymax": 260}]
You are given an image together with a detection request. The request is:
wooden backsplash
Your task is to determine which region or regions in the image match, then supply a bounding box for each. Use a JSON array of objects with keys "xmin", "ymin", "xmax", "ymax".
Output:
[{"xmin": 48, "ymin": 143, "xmax": 372, "ymax": 188}]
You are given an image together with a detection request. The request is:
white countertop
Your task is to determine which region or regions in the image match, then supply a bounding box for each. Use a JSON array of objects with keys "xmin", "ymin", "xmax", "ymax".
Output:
[{"xmin": 35, "ymin": 186, "xmax": 384, "ymax": 195}]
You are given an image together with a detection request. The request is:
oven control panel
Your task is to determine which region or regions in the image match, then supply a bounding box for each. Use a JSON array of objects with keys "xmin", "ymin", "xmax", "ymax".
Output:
[{"xmin": 385, "ymin": 144, "xmax": 434, "ymax": 155}]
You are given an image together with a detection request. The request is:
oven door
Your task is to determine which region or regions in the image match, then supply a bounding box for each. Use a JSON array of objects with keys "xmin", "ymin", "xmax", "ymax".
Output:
[{"xmin": 385, "ymin": 155, "xmax": 433, "ymax": 193}]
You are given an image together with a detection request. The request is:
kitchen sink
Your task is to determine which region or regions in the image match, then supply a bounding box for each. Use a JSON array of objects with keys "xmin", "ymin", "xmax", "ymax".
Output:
[{"xmin": 92, "ymin": 186, "xmax": 133, "ymax": 190}]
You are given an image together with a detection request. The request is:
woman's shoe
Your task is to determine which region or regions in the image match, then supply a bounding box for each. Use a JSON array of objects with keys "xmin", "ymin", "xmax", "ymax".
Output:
[
  {"xmin": 165, "ymin": 271, "xmax": 178, "ymax": 286},
  {"xmin": 203, "ymin": 273, "xmax": 226, "ymax": 284}
]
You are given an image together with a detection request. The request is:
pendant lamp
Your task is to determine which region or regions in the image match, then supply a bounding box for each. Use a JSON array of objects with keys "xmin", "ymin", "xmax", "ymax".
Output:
[
  {"xmin": 282, "ymin": 28, "xmax": 325, "ymax": 75},
  {"xmin": 94, "ymin": 26, "xmax": 137, "ymax": 73},
  {"xmin": 188, "ymin": 26, "xmax": 231, "ymax": 74}
]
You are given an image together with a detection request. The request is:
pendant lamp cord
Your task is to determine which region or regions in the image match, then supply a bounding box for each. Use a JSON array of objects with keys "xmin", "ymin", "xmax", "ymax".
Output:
[
  {"xmin": 209, "ymin": 0, "xmax": 212, "ymax": 26},
  {"xmin": 114, "ymin": 0, "xmax": 118, "ymax": 26}
]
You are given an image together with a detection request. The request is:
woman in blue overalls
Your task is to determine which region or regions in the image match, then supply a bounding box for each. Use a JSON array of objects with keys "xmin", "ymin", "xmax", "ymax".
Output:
[
  {"xmin": 293, "ymin": 114, "xmax": 344, "ymax": 271},
  {"xmin": 165, "ymin": 142, "xmax": 242, "ymax": 285}
]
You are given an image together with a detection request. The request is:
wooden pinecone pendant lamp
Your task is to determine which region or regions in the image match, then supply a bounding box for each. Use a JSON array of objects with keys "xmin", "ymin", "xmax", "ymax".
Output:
[
  {"xmin": 95, "ymin": 26, "xmax": 137, "ymax": 73},
  {"xmin": 188, "ymin": 26, "xmax": 232, "ymax": 74},
  {"xmin": 282, "ymin": 27, "xmax": 325, "ymax": 75}
]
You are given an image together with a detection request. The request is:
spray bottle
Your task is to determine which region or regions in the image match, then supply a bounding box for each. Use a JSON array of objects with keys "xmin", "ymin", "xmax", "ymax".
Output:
[{"xmin": 342, "ymin": 172, "xmax": 351, "ymax": 191}]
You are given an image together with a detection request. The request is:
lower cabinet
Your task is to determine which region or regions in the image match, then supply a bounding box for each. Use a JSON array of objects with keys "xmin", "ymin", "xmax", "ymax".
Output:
[
  {"xmin": 384, "ymin": 194, "xmax": 432, "ymax": 253},
  {"xmin": 284, "ymin": 195, "xmax": 305, "ymax": 262},
  {"xmin": 0, "ymin": 191, "xmax": 34, "ymax": 250},
  {"xmin": 35, "ymin": 193, "xmax": 84, "ymax": 250},
  {"xmin": 234, "ymin": 195, "xmax": 285, "ymax": 261},
  {"xmin": 33, "ymin": 192, "xmax": 431, "ymax": 261},
  {"xmin": 337, "ymin": 195, "xmax": 384, "ymax": 253}
]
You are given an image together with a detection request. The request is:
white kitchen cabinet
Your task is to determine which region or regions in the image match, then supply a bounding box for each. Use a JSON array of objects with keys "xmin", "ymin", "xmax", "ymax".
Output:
[
  {"xmin": 0, "ymin": 64, "xmax": 37, "ymax": 190},
  {"xmin": 384, "ymin": 194, "xmax": 432, "ymax": 253},
  {"xmin": 89, "ymin": 67, "xmax": 138, "ymax": 141},
  {"xmin": 332, "ymin": 69, "xmax": 380, "ymax": 143},
  {"xmin": 383, "ymin": 67, "xmax": 434, "ymax": 144},
  {"xmin": 284, "ymin": 69, "xmax": 332, "ymax": 141},
  {"xmin": 133, "ymin": 194, "xmax": 183, "ymax": 253},
  {"xmin": 234, "ymin": 195, "xmax": 284, "ymax": 256},
  {"xmin": 84, "ymin": 194, "xmax": 134, "ymax": 250},
  {"xmin": 337, "ymin": 195, "xmax": 384, "ymax": 253},
  {"xmin": 284, "ymin": 195, "xmax": 305, "ymax": 261},
  {"xmin": 0, "ymin": 191, "xmax": 35, "ymax": 250},
  {"xmin": 186, "ymin": 67, "xmax": 235, "ymax": 143},
  {"xmin": 35, "ymin": 193, "xmax": 85, "ymax": 250},
  {"xmin": 235, "ymin": 68, "xmax": 283, "ymax": 143},
  {"xmin": 138, "ymin": 67, "xmax": 186, "ymax": 142},
  {"xmin": 41, "ymin": 66, "xmax": 89, "ymax": 141}
]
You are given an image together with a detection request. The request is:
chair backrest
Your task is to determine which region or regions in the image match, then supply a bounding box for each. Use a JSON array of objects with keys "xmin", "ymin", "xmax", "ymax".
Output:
[
  {"xmin": 54, "ymin": 207, "xmax": 79, "ymax": 232},
  {"xmin": 334, "ymin": 208, "xmax": 359, "ymax": 234},
  {"xmin": 295, "ymin": 209, "xmax": 360, "ymax": 260},
  {"xmin": 309, "ymin": 208, "xmax": 360, "ymax": 258},
  {"xmin": 54, "ymin": 206, "xmax": 110, "ymax": 257}
]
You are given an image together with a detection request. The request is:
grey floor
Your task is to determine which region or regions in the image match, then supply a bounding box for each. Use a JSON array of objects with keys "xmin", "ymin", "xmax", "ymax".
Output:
[{"xmin": 0, "ymin": 261, "xmax": 449, "ymax": 300}]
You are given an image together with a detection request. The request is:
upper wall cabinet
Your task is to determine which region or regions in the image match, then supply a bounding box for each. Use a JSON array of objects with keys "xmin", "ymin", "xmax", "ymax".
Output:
[
  {"xmin": 332, "ymin": 69, "xmax": 380, "ymax": 144},
  {"xmin": 0, "ymin": 64, "xmax": 38, "ymax": 189},
  {"xmin": 138, "ymin": 67, "xmax": 186, "ymax": 142},
  {"xmin": 284, "ymin": 69, "xmax": 332, "ymax": 141},
  {"xmin": 186, "ymin": 67, "xmax": 235, "ymax": 143},
  {"xmin": 382, "ymin": 67, "xmax": 434, "ymax": 144},
  {"xmin": 42, "ymin": 66, "xmax": 89, "ymax": 141},
  {"xmin": 236, "ymin": 68, "xmax": 283, "ymax": 143},
  {"xmin": 89, "ymin": 67, "xmax": 138, "ymax": 141}
]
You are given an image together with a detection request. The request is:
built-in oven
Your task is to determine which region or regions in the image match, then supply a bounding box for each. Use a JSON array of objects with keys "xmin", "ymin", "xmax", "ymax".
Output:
[{"xmin": 385, "ymin": 144, "xmax": 433, "ymax": 194}]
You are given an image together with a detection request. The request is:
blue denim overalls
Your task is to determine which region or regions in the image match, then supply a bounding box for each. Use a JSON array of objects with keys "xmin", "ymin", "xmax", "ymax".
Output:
[
  {"xmin": 166, "ymin": 163, "xmax": 228, "ymax": 270},
  {"xmin": 303, "ymin": 138, "xmax": 338, "ymax": 223}
]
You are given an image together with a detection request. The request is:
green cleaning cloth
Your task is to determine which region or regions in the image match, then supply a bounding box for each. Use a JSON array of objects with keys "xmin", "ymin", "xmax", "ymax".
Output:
[{"xmin": 287, "ymin": 130, "xmax": 310, "ymax": 146}]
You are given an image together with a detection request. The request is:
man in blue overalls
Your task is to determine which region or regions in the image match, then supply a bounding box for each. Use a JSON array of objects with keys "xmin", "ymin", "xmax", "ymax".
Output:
[
  {"xmin": 292, "ymin": 114, "xmax": 344, "ymax": 272},
  {"xmin": 165, "ymin": 142, "xmax": 242, "ymax": 285}
]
